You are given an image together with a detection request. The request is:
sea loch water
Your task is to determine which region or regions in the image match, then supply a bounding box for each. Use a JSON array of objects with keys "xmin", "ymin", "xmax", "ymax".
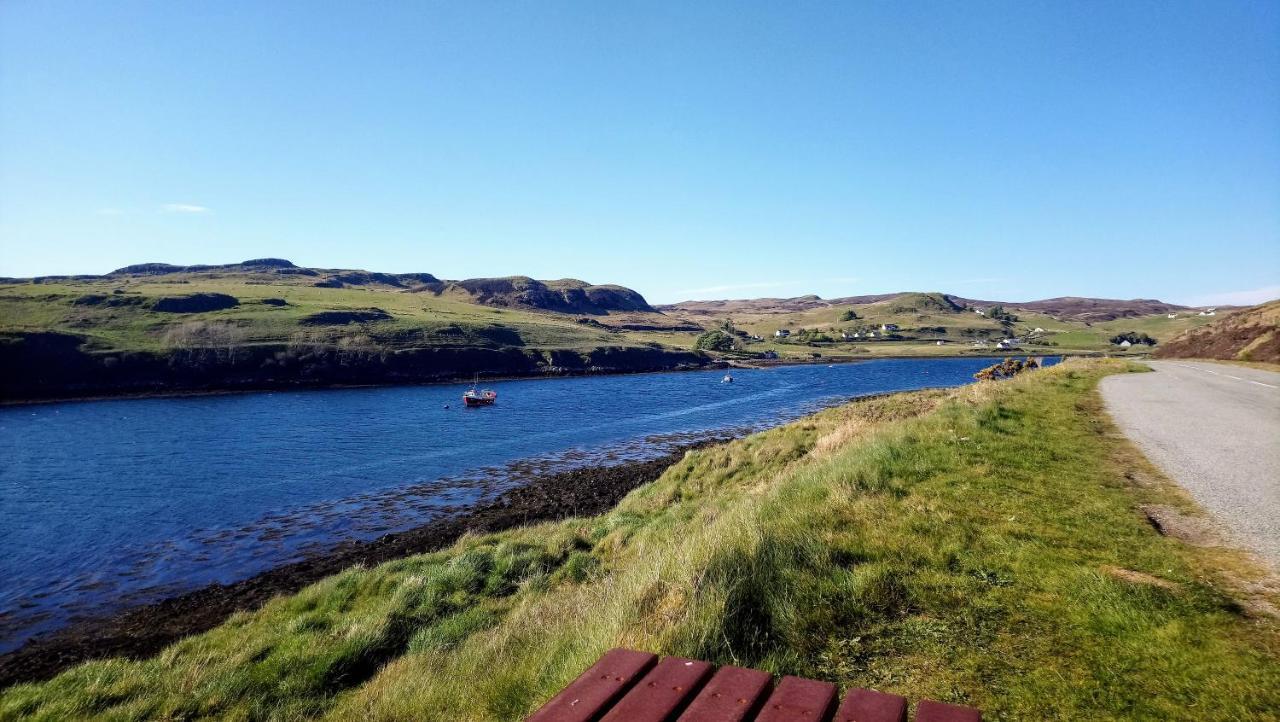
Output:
[{"xmin": 0, "ymin": 356, "xmax": 1055, "ymax": 651}]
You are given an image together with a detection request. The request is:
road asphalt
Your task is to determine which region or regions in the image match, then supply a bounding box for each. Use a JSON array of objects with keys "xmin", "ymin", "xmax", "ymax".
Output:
[{"xmin": 1100, "ymin": 360, "xmax": 1280, "ymax": 568}]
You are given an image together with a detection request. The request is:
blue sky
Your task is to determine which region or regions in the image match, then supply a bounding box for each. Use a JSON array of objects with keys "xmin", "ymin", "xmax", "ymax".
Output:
[{"xmin": 1, "ymin": 1, "xmax": 1277, "ymax": 305}]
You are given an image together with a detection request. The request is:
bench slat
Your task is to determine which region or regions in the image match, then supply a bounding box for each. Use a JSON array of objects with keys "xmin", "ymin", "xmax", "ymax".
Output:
[
  {"xmin": 527, "ymin": 648, "xmax": 658, "ymax": 722},
  {"xmin": 676, "ymin": 665, "xmax": 773, "ymax": 722},
  {"xmin": 834, "ymin": 688, "xmax": 908, "ymax": 722},
  {"xmin": 754, "ymin": 675, "xmax": 838, "ymax": 722},
  {"xmin": 914, "ymin": 699, "xmax": 981, "ymax": 722},
  {"xmin": 599, "ymin": 656, "xmax": 714, "ymax": 722}
]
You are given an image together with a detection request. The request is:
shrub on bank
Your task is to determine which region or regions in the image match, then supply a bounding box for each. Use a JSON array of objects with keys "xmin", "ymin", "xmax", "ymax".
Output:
[{"xmin": 693, "ymin": 329, "xmax": 739, "ymax": 352}]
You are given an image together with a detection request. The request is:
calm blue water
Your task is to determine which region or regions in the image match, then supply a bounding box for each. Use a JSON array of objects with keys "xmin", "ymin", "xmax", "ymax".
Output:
[{"xmin": 0, "ymin": 357, "xmax": 1053, "ymax": 651}]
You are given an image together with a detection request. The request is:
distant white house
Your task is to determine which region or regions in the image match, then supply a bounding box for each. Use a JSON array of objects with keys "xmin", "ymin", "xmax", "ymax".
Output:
[
  {"xmin": 1118, "ymin": 340, "xmax": 1132, "ymax": 348},
  {"xmin": 1167, "ymin": 313, "xmax": 1177, "ymax": 319},
  {"xmin": 881, "ymin": 323, "xmax": 900, "ymax": 332},
  {"xmin": 1198, "ymin": 310, "xmax": 1217, "ymax": 317},
  {"xmin": 775, "ymin": 329, "xmax": 791, "ymax": 338},
  {"xmin": 996, "ymin": 339, "xmax": 1018, "ymax": 350},
  {"xmin": 936, "ymin": 340, "xmax": 947, "ymax": 346},
  {"xmin": 867, "ymin": 331, "xmax": 877, "ymax": 338},
  {"xmin": 1032, "ymin": 327, "xmax": 1045, "ymax": 334},
  {"xmin": 974, "ymin": 309, "xmax": 986, "ymax": 316}
]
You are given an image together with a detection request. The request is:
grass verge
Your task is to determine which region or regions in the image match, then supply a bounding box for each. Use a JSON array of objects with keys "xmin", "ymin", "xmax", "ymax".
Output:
[{"xmin": 3, "ymin": 359, "xmax": 1277, "ymax": 720}]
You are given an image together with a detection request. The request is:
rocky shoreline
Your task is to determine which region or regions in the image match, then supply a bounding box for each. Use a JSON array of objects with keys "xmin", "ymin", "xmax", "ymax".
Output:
[{"xmin": 0, "ymin": 440, "xmax": 725, "ymax": 689}]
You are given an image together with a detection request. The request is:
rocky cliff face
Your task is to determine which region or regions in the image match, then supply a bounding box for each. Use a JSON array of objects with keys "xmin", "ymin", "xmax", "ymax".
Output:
[{"xmin": 0, "ymin": 331, "xmax": 707, "ymax": 402}]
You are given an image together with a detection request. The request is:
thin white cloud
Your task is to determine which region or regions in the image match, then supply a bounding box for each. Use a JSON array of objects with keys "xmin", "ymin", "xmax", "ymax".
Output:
[
  {"xmin": 1182, "ymin": 285, "xmax": 1280, "ymax": 308},
  {"xmin": 161, "ymin": 203, "xmax": 211, "ymax": 214}
]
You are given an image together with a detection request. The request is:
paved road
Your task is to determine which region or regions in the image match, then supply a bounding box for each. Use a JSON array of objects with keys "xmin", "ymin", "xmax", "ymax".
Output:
[{"xmin": 1101, "ymin": 360, "xmax": 1280, "ymax": 567}]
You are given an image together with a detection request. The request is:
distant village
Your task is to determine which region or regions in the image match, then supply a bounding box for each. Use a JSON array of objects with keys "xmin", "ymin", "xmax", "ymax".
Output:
[{"xmin": 757, "ymin": 303, "xmax": 1205, "ymax": 353}]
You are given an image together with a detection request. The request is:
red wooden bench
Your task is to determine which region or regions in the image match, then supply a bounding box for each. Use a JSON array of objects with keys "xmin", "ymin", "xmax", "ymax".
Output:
[{"xmin": 528, "ymin": 648, "xmax": 980, "ymax": 721}]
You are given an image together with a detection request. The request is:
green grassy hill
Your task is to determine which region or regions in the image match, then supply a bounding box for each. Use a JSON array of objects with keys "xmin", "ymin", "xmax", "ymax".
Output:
[
  {"xmin": 0, "ymin": 261, "xmax": 1227, "ymax": 398},
  {"xmin": 0, "ymin": 262, "xmax": 689, "ymax": 354},
  {"xmin": 0, "ymin": 260, "xmax": 707, "ymax": 400},
  {"xmin": 4, "ymin": 360, "xmax": 1276, "ymax": 719},
  {"xmin": 663, "ymin": 291, "xmax": 1218, "ymax": 359}
]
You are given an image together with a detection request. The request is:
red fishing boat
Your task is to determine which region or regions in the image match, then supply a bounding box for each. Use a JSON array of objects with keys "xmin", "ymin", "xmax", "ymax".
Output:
[{"xmin": 463, "ymin": 387, "xmax": 497, "ymax": 407}]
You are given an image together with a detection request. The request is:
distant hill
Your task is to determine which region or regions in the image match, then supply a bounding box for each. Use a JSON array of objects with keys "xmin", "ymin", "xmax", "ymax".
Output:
[
  {"xmin": 957, "ymin": 296, "xmax": 1194, "ymax": 322},
  {"xmin": 0, "ymin": 259, "xmax": 698, "ymax": 401},
  {"xmin": 1154, "ymin": 300, "xmax": 1280, "ymax": 364},
  {"xmin": 661, "ymin": 292, "xmax": 1194, "ymax": 322},
  {"xmin": 11, "ymin": 259, "xmax": 654, "ymax": 316},
  {"xmin": 2, "ymin": 258, "xmax": 1247, "ymax": 401},
  {"xmin": 660, "ymin": 293, "xmax": 898, "ymax": 316},
  {"xmin": 874, "ymin": 292, "xmax": 965, "ymax": 315}
]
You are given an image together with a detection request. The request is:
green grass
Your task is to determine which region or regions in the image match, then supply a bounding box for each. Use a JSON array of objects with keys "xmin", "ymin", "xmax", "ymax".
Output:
[
  {"xmin": 1, "ymin": 275, "xmax": 1219, "ymax": 364},
  {"xmin": 3, "ymin": 360, "xmax": 1278, "ymax": 720},
  {"xmin": 0, "ymin": 275, "xmax": 661, "ymax": 355},
  {"xmin": 714, "ymin": 293, "xmax": 1218, "ymax": 357}
]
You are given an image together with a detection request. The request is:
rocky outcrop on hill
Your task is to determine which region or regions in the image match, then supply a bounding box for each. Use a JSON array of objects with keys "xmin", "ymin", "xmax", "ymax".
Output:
[
  {"xmin": 72, "ymin": 294, "xmax": 146, "ymax": 308},
  {"xmin": 299, "ymin": 308, "xmax": 392, "ymax": 325},
  {"xmin": 151, "ymin": 293, "xmax": 240, "ymax": 313},
  {"xmin": 878, "ymin": 293, "xmax": 965, "ymax": 314},
  {"xmin": 1154, "ymin": 301, "xmax": 1280, "ymax": 363},
  {"xmin": 437, "ymin": 277, "xmax": 653, "ymax": 314},
  {"xmin": 111, "ymin": 258, "xmax": 298, "ymax": 276}
]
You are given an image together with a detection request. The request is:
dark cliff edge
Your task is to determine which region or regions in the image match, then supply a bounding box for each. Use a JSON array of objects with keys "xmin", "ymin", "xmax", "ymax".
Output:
[{"xmin": 0, "ymin": 332, "xmax": 710, "ymax": 403}]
